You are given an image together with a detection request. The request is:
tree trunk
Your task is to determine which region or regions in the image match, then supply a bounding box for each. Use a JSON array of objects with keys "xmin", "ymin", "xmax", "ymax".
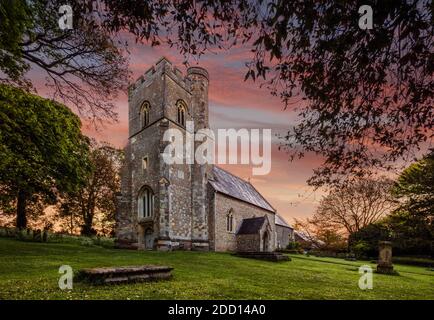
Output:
[
  {"xmin": 81, "ymin": 210, "xmax": 94, "ymax": 236},
  {"xmin": 16, "ymin": 190, "xmax": 27, "ymax": 230},
  {"xmin": 70, "ymin": 213, "xmax": 73, "ymax": 235}
]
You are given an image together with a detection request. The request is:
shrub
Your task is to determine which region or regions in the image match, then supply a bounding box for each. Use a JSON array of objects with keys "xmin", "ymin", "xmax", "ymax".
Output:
[
  {"xmin": 15, "ymin": 229, "xmax": 29, "ymax": 241},
  {"xmin": 392, "ymin": 256, "xmax": 434, "ymax": 268},
  {"xmin": 0, "ymin": 226, "xmax": 115, "ymax": 248},
  {"xmin": 80, "ymin": 237, "xmax": 94, "ymax": 247},
  {"xmin": 0, "ymin": 227, "xmax": 8, "ymax": 238},
  {"xmin": 352, "ymin": 241, "xmax": 370, "ymax": 259},
  {"xmin": 286, "ymin": 241, "xmax": 300, "ymax": 250},
  {"xmin": 92, "ymin": 236, "xmax": 115, "ymax": 248}
]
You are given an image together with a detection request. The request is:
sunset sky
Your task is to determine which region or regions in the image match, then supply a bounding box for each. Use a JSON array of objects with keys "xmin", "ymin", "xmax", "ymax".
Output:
[{"xmin": 31, "ymin": 39, "xmax": 325, "ymax": 225}]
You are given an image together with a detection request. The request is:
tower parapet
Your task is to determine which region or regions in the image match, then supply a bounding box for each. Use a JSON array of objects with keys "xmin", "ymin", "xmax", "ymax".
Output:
[
  {"xmin": 128, "ymin": 57, "xmax": 193, "ymax": 98},
  {"xmin": 187, "ymin": 66, "xmax": 209, "ymax": 82}
]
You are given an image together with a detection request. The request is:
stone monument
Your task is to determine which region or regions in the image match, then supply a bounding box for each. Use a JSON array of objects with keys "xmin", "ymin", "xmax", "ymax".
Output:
[{"xmin": 377, "ymin": 241, "xmax": 394, "ymax": 274}]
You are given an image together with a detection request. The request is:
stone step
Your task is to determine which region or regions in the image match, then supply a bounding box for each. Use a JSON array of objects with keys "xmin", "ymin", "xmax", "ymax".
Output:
[
  {"xmin": 233, "ymin": 252, "xmax": 291, "ymax": 262},
  {"xmin": 75, "ymin": 265, "xmax": 173, "ymax": 285}
]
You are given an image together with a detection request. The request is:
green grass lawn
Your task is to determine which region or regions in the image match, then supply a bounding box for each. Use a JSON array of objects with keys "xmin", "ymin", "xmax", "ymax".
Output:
[{"xmin": 0, "ymin": 238, "xmax": 432, "ymax": 300}]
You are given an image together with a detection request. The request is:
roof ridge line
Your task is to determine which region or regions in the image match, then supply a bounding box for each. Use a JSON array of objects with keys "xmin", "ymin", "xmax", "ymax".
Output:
[{"xmin": 211, "ymin": 166, "xmax": 276, "ymax": 213}]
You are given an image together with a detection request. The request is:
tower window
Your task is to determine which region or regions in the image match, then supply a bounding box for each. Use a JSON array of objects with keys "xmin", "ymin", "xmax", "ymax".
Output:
[
  {"xmin": 138, "ymin": 187, "xmax": 154, "ymax": 219},
  {"xmin": 140, "ymin": 101, "xmax": 151, "ymax": 128},
  {"xmin": 226, "ymin": 209, "xmax": 234, "ymax": 232},
  {"xmin": 142, "ymin": 157, "xmax": 148, "ymax": 170},
  {"xmin": 176, "ymin": 100, "xmax": 187, "ymax": 127}
]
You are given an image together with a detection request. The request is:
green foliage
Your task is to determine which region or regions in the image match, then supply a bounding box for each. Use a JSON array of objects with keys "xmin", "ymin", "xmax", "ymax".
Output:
[
  {"xmin": 279, "ymin": 241, "xmax": 303, "ymax": 254},
  {"xmin": 2, "ymin": 1, "xmax": 432, "ymax": 182},
  {"xmin": 58, "ymin": 142, "xmax": 123, "ymax": 236},
  {"xmin": 351, "ymin": 241, "xmax": 371, "ymax": 259},
  {"xmin": 0, "ymin": 227, "xmax": 48, "ymax": 243},
  {"xmin": 0, "ymin": 226, "xmax": 115, "ymax": 248},
  {"xmin": 350, "ymin": 215, "xmax": 432, "ymax": 257},
  {"xmin": 390, "ymin": 152, "xmax": 433, "ymax": 256},
  {"xmin": 47, "ymin": 233, "xmax": 115, "ymax": 248},
  {"xmin": 80, "ymin": 237, "xmax": 94, "ymax": 247},
  {"xmin": 91, "ymin": 236, "xmax": 116, "ymax": 249},
  {"xmin": 392, "ymin": 257, "xmax": 434, "ymax": 268},
  {"xmin": 0, "ymin": 0, "xmax": 33, "ymax": 84},
  {"xmin": 393, "ymin": 151, "xmax": 434, "ymax": 218},
  {"xmin": 95, "ymin": 0, "xmax": 434, "ymax": 185},
  {"xmin": 0, "ymin": 84, "xmax": 91, "ymax": 227},
  {"xmin": 286, "ymin": 241, "xmax": 300, "ymax": 250},
  {"xmin": 0, "ymin": 0, "xmax": 129, "ymax": 120},
  {"xmin": 349, "ymin": 222, "xmax": 391, "ymax": 257},
  {"xmin": 350, "ymin": 153, "xmax": 434, "ymax": 257},
  {"xmin": 387, "ymin": 211, "xmax": 433, "ymax": 256}
]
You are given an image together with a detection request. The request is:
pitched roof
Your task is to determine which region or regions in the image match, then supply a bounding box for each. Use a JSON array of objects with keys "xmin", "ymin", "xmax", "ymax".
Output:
[
  {"xmin": 294, "ymin": 230, "xmax": 310, "ymax": 242},
  {"xmin": 275, "ymin": 214, "xmax": 292, "ymax": 229},
  {"xmin": 237, "ymin": 217, "xmax": 266, "ymax": 235},
  {"xmin": 209, "ymin": 166, "xmax": 275, "ymax": 212}
]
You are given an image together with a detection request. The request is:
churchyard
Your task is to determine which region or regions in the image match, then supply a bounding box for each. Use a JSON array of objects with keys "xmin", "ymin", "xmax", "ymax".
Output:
[{"xmin": 0, "ymin": 237, "xmax": 432, "ymax": 300}]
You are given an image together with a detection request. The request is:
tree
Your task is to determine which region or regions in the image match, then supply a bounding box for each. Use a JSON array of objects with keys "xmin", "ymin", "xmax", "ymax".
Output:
[
  {"xmin": 350, "ymin": 211, "xmax": 433, "ymax": 256},
  {"xmin": 0, "ymin": 84, "xmax": 91, "ymax": 229},
  {"xmin": 0, "ymin": 0, "xmax": 129, "ymax": 122},
  {"xmin": 294, "ymin": 218, "xmax": 347, "ymax": 252},
  {"xmin": 348, "ymin": 221, "xmax": 390, "ymax": 257},
  {"xmin": 70, "ymin": 0, "xmax": 433, "ymax": 185},
  {"xmin": 2, "ymin": 1, "xmax": 432, "ymax": 183},
  {"xmin": 0, "ymin": 187, "xmax": 51, "ymax": 229},
  {"xmin": 309, "ymin": 178, "xmax": 396, "ymax": 236},
  {"xmin": 387, "ymin": 211, "xmax": 432, "ymax": 256},
  {"xmin": 393, "ymin": 150, "xmax": 434, "ymax": 218},
  {"xmin": 58, "ymin": 142, "xmax": 123, "ymax": 236},
  {"xmin": 390, "ymin": 151, "xmax": 434, "ymax": 255},
  {"xmin": 349, "ymin": 153, "xmax": 434, "ymax": 257}
]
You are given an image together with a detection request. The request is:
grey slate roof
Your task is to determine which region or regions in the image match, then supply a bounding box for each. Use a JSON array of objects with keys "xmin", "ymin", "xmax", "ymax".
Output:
[
  {"xmin": 294, "ymin": 230, "xmax": 310, "ymax": 242},
  {"xmin": 209, "ymin": 166, "xmax": 275, "ymax": 212},
  {"xmin": 237, "ymin": 217, "xmax": 266, "ymax": 235},
  {"xmin": 275, "ymin": 214, "xmax": 292, "ymax": 229}
]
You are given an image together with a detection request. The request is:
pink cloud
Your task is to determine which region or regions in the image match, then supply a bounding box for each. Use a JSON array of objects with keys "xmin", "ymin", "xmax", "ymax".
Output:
[{"xmin": 24, "ymin": 40, "xmax": 323, "ymax": 223}]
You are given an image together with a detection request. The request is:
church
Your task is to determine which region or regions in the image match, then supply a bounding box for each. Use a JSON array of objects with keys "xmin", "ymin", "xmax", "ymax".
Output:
[{"xmin": 116, "ymin": 57, "xmax": 290, "ymax": 252}]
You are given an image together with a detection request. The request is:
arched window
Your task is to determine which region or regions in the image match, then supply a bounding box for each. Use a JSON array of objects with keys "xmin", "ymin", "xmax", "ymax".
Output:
[
  {"xmin": 140, "ymin": 101, "xmax": 151, "ymax": 128},
  {"xmin": 226, "ymin": 209, "xmax": 234, "ymax": 232},
  {"xmin": 176, "ymin": 100, "xmax": 187, "ymax": 126},
  {"xmin": 138, "ymin": 186, "xmax": 154, "ymax": 219}
]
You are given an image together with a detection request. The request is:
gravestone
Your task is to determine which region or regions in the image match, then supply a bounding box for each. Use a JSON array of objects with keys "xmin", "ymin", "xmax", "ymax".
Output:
[
  {"xmin": 377, "ymin": 241, "xmax": 394, "ymax": 274},
  {"xmin": 75, "ymin": 265, "xmax": 173, "ymax": 285}
]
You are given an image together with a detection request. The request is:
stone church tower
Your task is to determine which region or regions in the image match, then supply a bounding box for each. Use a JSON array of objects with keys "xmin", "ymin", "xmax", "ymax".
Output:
[
  {"xmin": 117, "ymin": 57, "xmax": 280, "ymax": 252},
  {"xmin": 116, "ymin": 57, "xmax": 211, "ymax": 250}
]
